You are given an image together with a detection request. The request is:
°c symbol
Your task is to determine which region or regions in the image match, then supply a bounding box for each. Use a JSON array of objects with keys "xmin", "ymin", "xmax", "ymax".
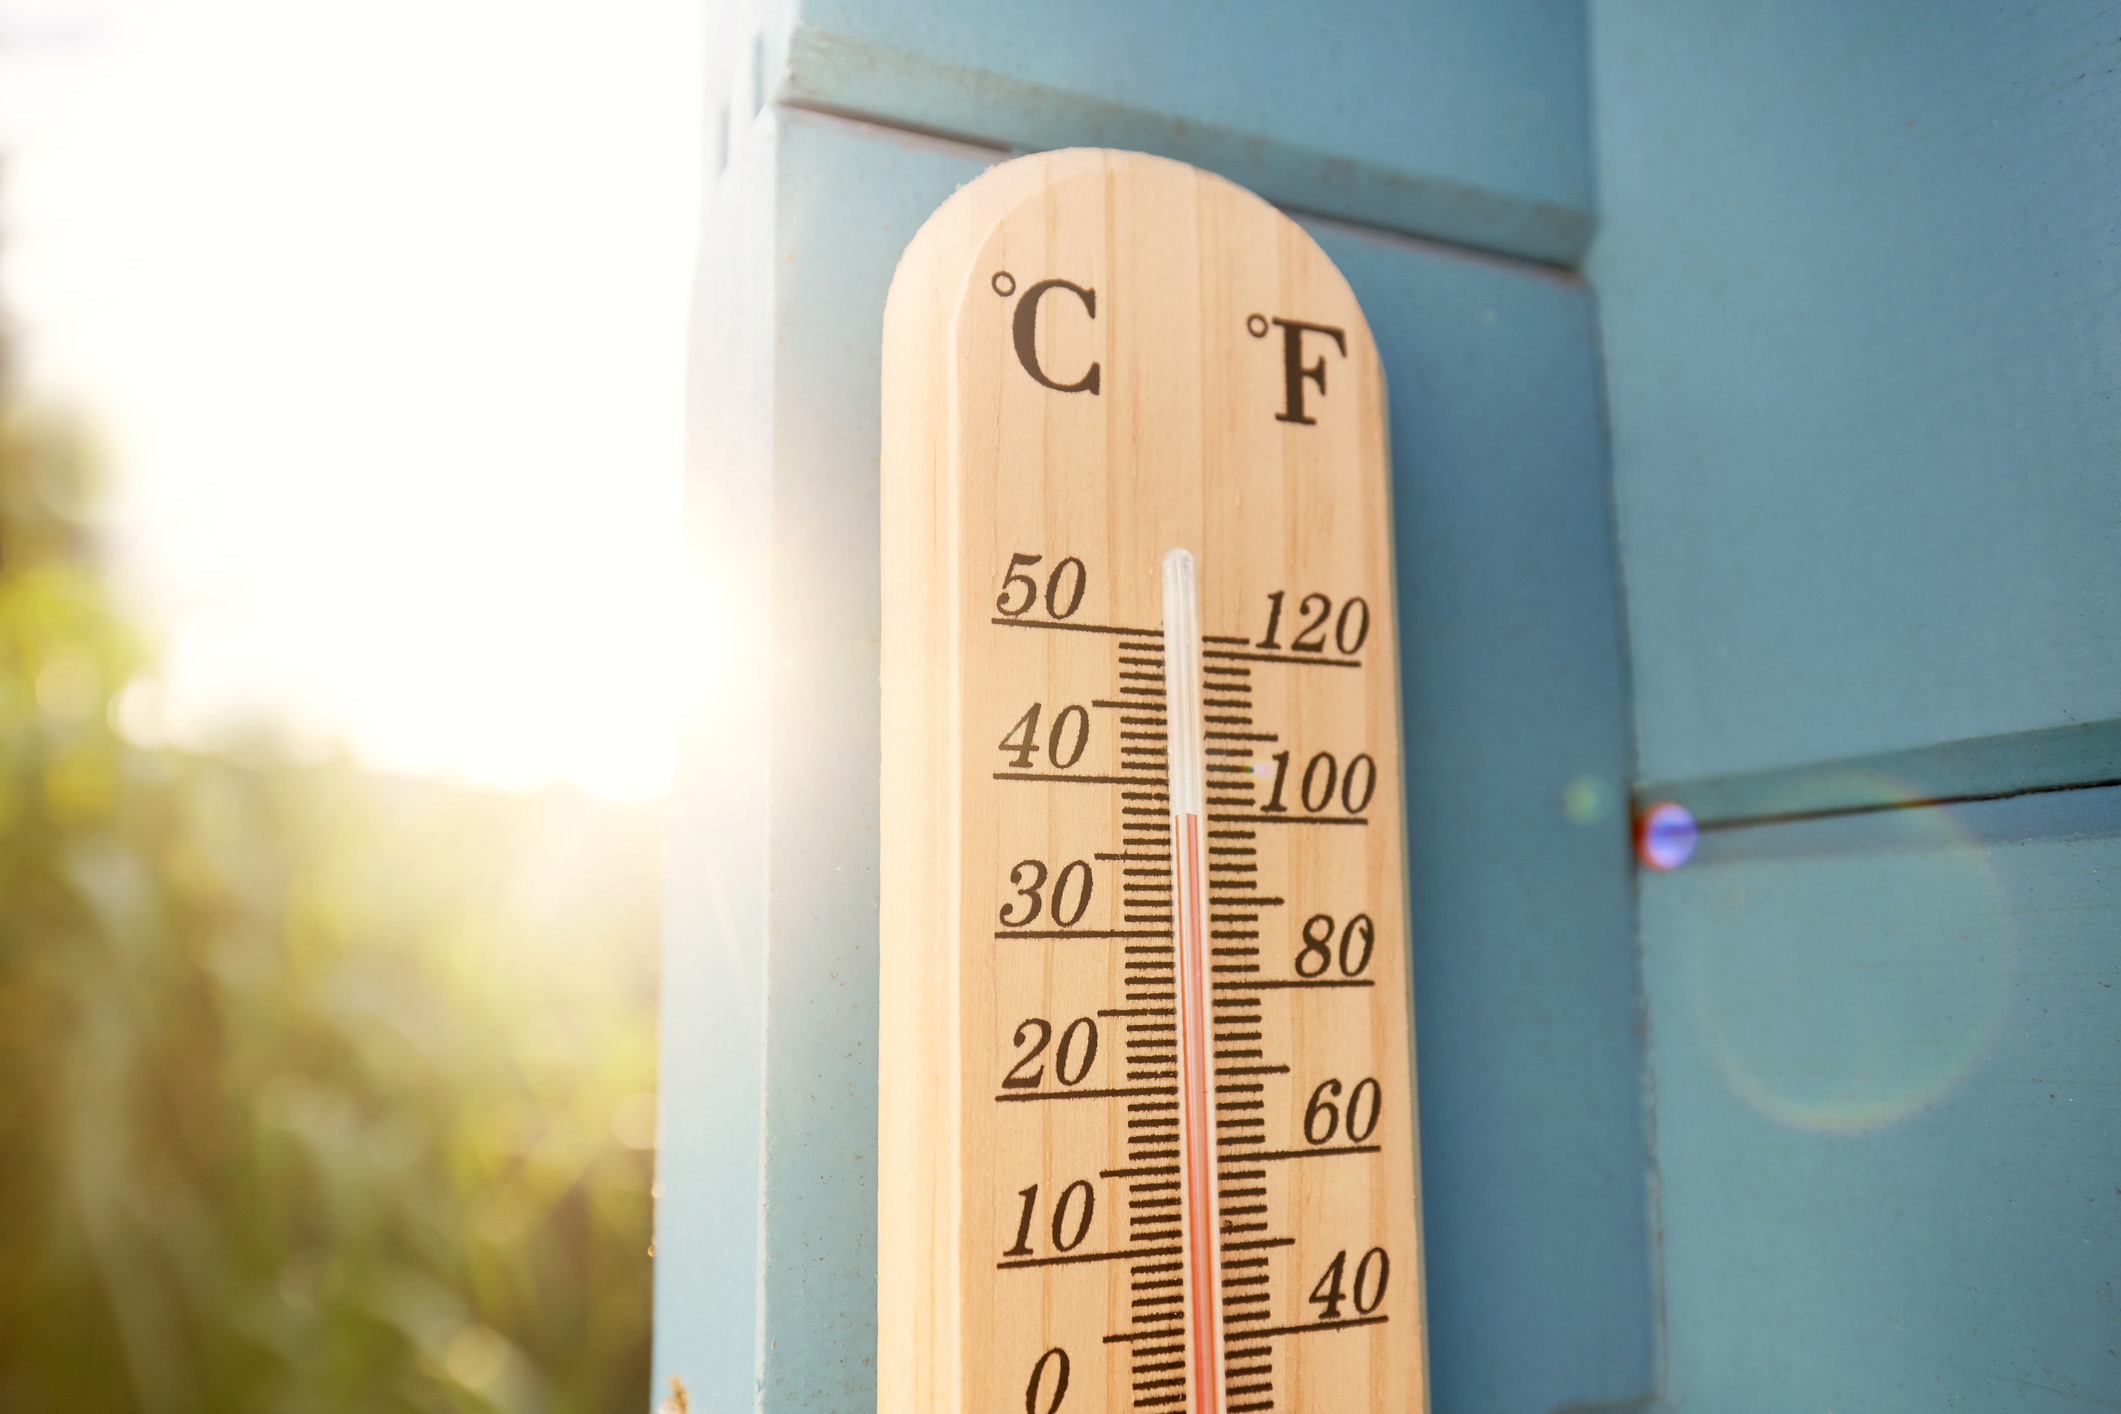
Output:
[
  {"xmin": 992, "ymin": 271, "xmax": 1017, "ymax": 297},
  {"xmin": 1012, "ymin": 278, "xmax": 1101, "ymax": 395},
  {"xmin": 1246, "ymin": 313, "xmax": 1269, "ymax": 338}
]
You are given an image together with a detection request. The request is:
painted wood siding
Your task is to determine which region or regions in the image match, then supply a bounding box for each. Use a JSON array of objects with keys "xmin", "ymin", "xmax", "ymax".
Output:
[
  {"xmin": 1592, "ymin": 4, "xmax": 2121, "ymax": 1407},
  {"xmin": 658, "ymin": 7, "xmax": 1650, "ymax": 1395},
  {"xmin": 1640, "ymin": 789, "xmax": 2121, "ymax": 1410},
  {"xmin": 1312, "ymin": 218, "xmax": 1649, "ymax": 1414},
  {"xmin": 657, "ymin": 109, "xmax": 997, "ymax": 1414},
  {"xmin": 1590, "ymin": 0, "xmax": 2121, "ymax": 799},
  {"xmin": 708, "ymin": 0, "xmax": 1593, "ymax": 263}
]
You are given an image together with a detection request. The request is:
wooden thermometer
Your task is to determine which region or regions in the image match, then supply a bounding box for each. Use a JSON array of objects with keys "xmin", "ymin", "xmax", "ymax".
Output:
[{"xmin": 881, "ymin": 150, "xmax": 1428, "ymax": 1414}]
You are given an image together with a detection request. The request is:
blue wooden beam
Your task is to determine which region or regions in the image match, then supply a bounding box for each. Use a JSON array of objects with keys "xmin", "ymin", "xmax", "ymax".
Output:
[{"xmin": 738, "ymin": 0, "xmax": 1595, "ymax": 264}]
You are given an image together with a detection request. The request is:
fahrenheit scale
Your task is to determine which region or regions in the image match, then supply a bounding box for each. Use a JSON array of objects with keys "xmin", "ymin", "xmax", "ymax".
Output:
[{"xmin": 881, "ymin": 151, "xmax": 1428, "ymax": 1414}]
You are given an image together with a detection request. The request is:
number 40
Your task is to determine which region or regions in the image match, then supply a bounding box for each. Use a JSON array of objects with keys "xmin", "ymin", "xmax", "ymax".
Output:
[
  {"xmin": 998, "ymin": 702, "xmax": 1090, "ymax": 771},
  {"xmin": 1308, "ymin": 1246, "xmax": 1390, "ymax": 1321}
]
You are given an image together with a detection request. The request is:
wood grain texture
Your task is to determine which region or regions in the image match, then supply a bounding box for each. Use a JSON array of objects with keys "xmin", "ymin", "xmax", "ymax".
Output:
[{"xmin": 882, "ymin": 150, "xmax": 1428, "ymax": 1414}]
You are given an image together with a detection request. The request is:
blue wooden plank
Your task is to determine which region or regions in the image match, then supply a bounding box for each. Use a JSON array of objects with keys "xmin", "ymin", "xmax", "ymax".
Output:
[
  {"xmin": 652, "ymin": 107, "xmax": 997, "ymax": 1413},
  {"xmin": 1305, "ymin": 218, "xmax": 1652, "ymax": 1414},
  {"xmin": 651, "ymin": 91, "xmax": 781, "ymax": 1410},
  {"xmin": 761, "ymin": 0, "xmax": 1594, "ymax": 263},
  {"xmin": 1639, "ymin": 785, "xmax": 2121, "ymax": 1410},
  {"xmin": 658, "ymin": 106, "xmax": 1646, "ymax": 1414},
  {"xmin": 1643, "ymin": 718, "xmax": 2121, "ymax": 826},
  {"xmin": 1589, "ymin": 1, "xmax": 2121, "ymax": 787}
]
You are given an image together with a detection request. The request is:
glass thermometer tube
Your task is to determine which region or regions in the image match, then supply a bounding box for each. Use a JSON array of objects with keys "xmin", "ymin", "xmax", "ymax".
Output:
[{"xmin": 1162, "ymin": 547, "xmax": 1227, "ymax": 1414}]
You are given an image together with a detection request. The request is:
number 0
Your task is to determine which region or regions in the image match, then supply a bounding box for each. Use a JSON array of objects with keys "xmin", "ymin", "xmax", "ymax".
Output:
[
  {"xmin": 1045, "ymin": 558, "xmax": 1086, "ymax": 619},
  {"xmin": 1335, "ymin": 597, "xmax": 1370, "ymax": 654},
  {"xmin": 1301, "ymin": 752, "xmax": 1338, "ymax": 812},
  {"xmin": 1051, "ymin": 860, "xmax": 1093, "ymax": 927},
  {"xmin": 1054, "ymin": 1017, "xmax": 1099, "ymax": 1085},
  {"xmin": 1048, "ymin": 704, "xmax": 1089, "ymax": 769},
  {"xmin": 1341, "ymin": 754, "xmax": 1377, "ymax": 814},
  {"xmin": 1050, "ymin": 1179, "xmax": 1094, "ymax": 1252},
  {"xmin": 1353, "ymin": 1248, "xmax": 1390, "ymax": 1314},
  {"xmin": 1026, "ymin": 1348, "xmax": 1070, "ymax": 1414},
  {"xmin": 1346, "ymin": 1076, "xmax": 1382, "ymax": 1142}
]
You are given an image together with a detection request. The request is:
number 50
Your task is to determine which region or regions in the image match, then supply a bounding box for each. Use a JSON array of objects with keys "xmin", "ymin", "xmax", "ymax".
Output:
[{"xmin": 997, "ymin": 552, "xmax": 1087, "ymax": 620}]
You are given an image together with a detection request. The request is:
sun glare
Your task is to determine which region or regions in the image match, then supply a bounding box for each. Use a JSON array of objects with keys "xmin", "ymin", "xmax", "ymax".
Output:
[{"xmin": 0, "ymin": 0, "xmax": 707, "ymax": 799}]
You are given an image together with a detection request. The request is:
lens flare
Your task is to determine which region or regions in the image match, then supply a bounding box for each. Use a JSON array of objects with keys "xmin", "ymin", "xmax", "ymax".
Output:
[
  {"xmin": 1563, "ymin": 773, "xmax": 1615, "ymax": 825},
  {"xmin": 1664, "ymin": 771, "xmax": 2015, "ymax": 1135},
  {"xmin": 1636, "ymin": 800, "xmax": 1697, "ymax": 869}
]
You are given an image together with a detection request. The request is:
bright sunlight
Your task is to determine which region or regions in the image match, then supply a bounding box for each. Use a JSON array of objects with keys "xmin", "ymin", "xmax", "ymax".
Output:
[{"xmin": 0, "ymin": 0, "xmax": 708, "ymax": 799}]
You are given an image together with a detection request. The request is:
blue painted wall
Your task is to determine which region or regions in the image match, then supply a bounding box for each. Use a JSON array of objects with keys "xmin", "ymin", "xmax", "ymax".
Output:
[
  {"xmin": 1311, "ymin": 219, "xmax": 1650, "ymax": 1413},
  {"xmin": 1639, "ymin": 789, "xmax": 2121, "ymax": 1410},
  {"xmin": 774, "ymin": 0, "xmax": 1594, "ymax": 262},
  {"xmin": 1591, "ymin": 3, "xmax": 2121, "ymax": 1408},
  {"xmin": 655, "ymin": 108, "xmax": 996, "ymax": 1414},
  {"xmin": 664, "ymin": 4, "xmax": 2121, "ymax": 1411},
  {"xmin": 1589, "ymin": 1, "xmax": 2121, "ymax": 792},
  {"xmin": 659, "ymin": 6, "xmax": 1657, "ymax": 1401}
]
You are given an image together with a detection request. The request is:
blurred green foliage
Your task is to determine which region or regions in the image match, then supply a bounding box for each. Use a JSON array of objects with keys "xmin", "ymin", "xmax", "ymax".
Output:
[{"xmin": 0, "ymin": 383, "xmax": 661, "ymax": 1408}]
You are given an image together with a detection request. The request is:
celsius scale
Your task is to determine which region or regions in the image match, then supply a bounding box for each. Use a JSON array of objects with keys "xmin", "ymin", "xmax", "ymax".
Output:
[{"xmin": 881, "ymin": 150, "xmax": 1427, "ymax": 1414}]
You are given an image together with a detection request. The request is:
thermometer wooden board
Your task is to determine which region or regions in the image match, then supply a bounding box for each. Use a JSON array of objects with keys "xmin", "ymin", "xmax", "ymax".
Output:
[{"xmin": 881, "ymin": 149, "xmax": 1428, "ymax": 1414}]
